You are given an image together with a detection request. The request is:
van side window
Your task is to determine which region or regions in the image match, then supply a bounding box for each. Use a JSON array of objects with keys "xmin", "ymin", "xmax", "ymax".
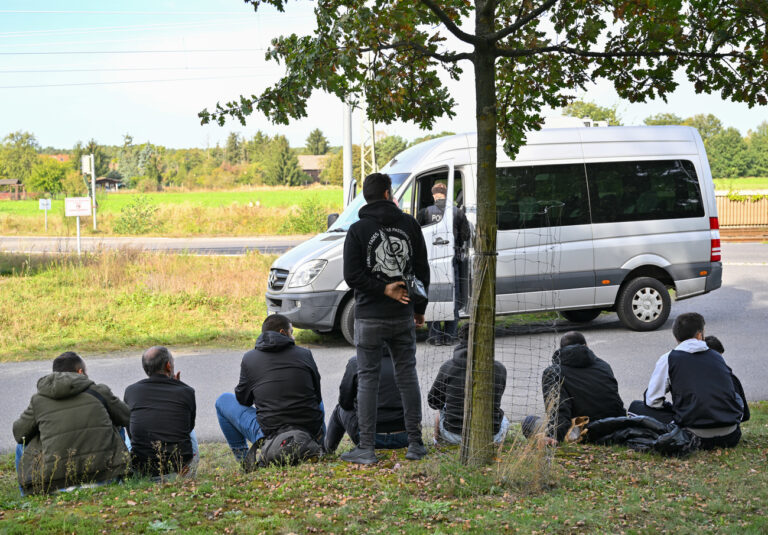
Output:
[
  {"xmin": 586, "ymin": 160, "xmax": 704, "ymax": 223},
  {"xmin": 398, "ymin": 182, "xmax": 414, "ymax": 216},
  {"xmin": 415, "ymin": 171, "xmax": 463, "ymax": 227},
  {"xmin": 496, "ymin": 164, "xmax": 589, "ymax": 230}
]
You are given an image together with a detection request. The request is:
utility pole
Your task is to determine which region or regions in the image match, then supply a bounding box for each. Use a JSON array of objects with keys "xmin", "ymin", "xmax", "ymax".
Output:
[
  {"xmin": 342, "ymin": 103, "xmax": 354, "ymax": 208},
  {"xmin": 360, "ymin": 105, "xmax": 377, "ymax": 184},
  {"xmin": 90, "ymin": 154, "xmax": 97, "ymax": 231}
]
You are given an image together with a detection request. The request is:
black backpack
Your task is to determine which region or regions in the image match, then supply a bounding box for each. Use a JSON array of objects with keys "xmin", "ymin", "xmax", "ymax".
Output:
[{"xmin": 243, "ymin": 428, "xmax": 323, "ymax": 472}]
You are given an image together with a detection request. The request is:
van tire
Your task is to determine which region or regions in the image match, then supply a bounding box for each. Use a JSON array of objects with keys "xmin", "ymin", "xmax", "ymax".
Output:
[
  {"xmin": 561, "ymin": 309, "xmax": 602, "ymax": 324},
  {"xmin": 616, "ymin": 277, "xmax": 671, "ymax": 331},
  {"xmin": 340, "ymin": 298, "xmax": 355, "ymax": 346}
]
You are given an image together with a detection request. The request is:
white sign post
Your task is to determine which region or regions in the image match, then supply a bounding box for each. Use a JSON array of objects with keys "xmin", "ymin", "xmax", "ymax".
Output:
[
  {"xmin": 65, "ymin": 197, "xmax": 92, "ymax": 255},
  {"xmin": 39, "ymin": 198, "xmax": 51, "ymax": 231}
]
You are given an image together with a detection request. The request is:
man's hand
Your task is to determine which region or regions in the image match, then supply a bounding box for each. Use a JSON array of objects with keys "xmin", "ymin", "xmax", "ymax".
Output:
[
  {"xmin": 174, "ymin": 371, "xmax": 181, "ymax": 381},
  {"xmin": 384, "ymin": 281, "xmax": 410, "ymax": 304},
  {"xmin": 414, "ymin": 314, "xmax": 425, "ymax": 327}
]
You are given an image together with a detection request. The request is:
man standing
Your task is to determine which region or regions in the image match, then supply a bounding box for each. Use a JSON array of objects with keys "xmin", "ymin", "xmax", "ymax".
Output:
[
  {"xmin": 13, "ymin": 352, "xmax": 130, "ymax": 495},
  {"xmin": 215, "ymin": 314, "xmax": 324, "ymax": 462},
  {"xmin": 342, "ymin": 172, "xmax": 430, "ymax": 464},
  {"xmin": 124, "ymin": 346, "xmax": 197, "ymax": 477},
  {"xmin": 418, "ymin": 182, "xmax": 471, "ymax": 345},
  {"xmin": 629, "ymin": 313, "xmax": 747, "ymax": 449}
]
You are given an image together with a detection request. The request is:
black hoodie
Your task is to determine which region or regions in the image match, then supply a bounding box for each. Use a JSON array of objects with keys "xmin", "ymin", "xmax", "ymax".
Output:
[
  {"xmin": 235, "ymin": 331, "xmax": 323, "ymax": 438},
  {"xmin": 542, "ymin": 344, "xmax": 625, "ymax": 441},
  {"xmin": 338, "ymin": 353, "xmax": 405, "ymax": 433},
  {"xmin": 343, "ymin": 199, "xmax": 430, "ymax": 318}
]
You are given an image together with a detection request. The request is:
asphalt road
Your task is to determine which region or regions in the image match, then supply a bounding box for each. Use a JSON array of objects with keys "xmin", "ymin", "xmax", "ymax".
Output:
[
  {"xmin": 0, "ymin": 235, "xmax": 306, "ymax": 255},
  {"xmin": 1, "ymin": 242, "xmax": 766, "ymax": 453}
]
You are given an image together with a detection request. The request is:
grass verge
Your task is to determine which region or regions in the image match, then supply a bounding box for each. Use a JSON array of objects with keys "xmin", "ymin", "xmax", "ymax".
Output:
[{"xmin": 2, "ymin": 403, "xmax": 767, "ymax": 533}]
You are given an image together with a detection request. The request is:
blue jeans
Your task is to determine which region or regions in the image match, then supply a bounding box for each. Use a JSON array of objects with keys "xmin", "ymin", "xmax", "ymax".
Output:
[
  {"xmin": 355, "ymin": 317, "xmax": 422, "ymax": 448},
  {"xmin": 325, "ymin": 405, "xmax": 408, "ymax": 452},
  {"xmin": 437, "ymin": 412, "xmax": 510, "ymax": 445},
  {"xmin": 121, "ymin": 428, "xmax": 199, "ymax": 474},
  {"xmin": 215, "ymin": 393, "xmax": 325, "ymax": 461}
]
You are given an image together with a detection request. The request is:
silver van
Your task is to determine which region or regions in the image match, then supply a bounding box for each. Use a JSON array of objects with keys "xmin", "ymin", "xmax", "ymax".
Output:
[{"xmin": 266, "ymin": 126, "xmax": 722, "ymax": 344}]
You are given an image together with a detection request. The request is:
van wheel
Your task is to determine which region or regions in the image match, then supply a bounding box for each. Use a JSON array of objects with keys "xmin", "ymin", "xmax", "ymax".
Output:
[
  {"xmin": 340, "ymin": 298, "xmax": 355, "ymax": 346},
  {"xmin": 616, "ymin": 277, "xmax": 671, "ymax": 331},
  {"xmin": 561, "ymin": 309, "xmax": 601, "ymax": 324}
]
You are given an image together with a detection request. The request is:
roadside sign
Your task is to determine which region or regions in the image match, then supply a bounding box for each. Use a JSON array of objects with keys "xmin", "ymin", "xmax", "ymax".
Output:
[
  {"xmin": 65, "ymin": 197, "xmax": 91, "ymax": 217},
  {"xmin": 81, "ymin": 155, "xmax": 92, "ymax": 174},
  {"xmin": 39, "ymin": 198, "xmax": 51, "ymax": 210}
]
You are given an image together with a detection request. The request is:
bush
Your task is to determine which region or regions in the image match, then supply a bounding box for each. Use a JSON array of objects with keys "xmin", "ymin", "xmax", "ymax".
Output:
[
  {"xmin": 113, "ymin": 195, "xmax": 162, "ymax": 234},
  {"xmin": 280, "ymin": 197, "xmax": 328, "ymax": 234}
]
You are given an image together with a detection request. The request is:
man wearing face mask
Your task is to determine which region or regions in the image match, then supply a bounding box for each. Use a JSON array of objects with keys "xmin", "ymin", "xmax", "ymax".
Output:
[{"xmin": 215, "ymin": 314, "xmax": 325, "ymax": 462}]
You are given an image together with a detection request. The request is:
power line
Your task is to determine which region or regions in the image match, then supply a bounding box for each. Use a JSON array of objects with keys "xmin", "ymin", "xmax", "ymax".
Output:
[
  {"xmin": 0, "ymin": 48, "xmax": 266, "ymax": 56},
  {"xmin": 0, "ymin": 74, "xmax": 265, "ymax": 90},
  {"xmin": 0, "ymin": 66, "xmax": 262, "ymax": 74},
  {"xmin": 0, "ymin": 10, "xmax": 250, "ymax": 15},
  {"xmin": 0, "ymin": 19, "xmax": 249, "ymax": 38}
]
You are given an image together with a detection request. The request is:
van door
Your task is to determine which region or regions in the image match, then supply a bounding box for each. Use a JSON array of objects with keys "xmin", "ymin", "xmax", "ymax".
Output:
[
  {"xmin": 399, "ymin": 162, "xmax": 456, "ymax": 321},
  {"xmin": 494, "ymin": 163, "xmax": 594, "ymax": 313}
]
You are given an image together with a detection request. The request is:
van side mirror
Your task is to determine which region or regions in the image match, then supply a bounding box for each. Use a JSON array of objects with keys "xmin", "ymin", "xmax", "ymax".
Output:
[{"xmin": 327, "ymin": 213, "xmax": 339, "ymax": 229}]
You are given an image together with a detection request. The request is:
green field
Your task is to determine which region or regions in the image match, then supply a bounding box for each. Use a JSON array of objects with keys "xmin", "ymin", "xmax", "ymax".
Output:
[
  {"xmin": 2, "ymin": 404, "xmax": 766, "ymax": 533},
  {"xmin": 713, "ymin": 177, "xmax": 768, "ymax": 190}
]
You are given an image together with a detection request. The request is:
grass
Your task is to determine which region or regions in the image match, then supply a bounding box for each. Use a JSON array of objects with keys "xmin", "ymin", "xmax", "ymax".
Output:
[
  {"xmin": 0, "ymin": 187, "xmax": 342, "ymax": 236},
  {"xmin": 713, "ymin": 177, "xmax": 768, "ymax": 190},
  {"xmin": 2, "ymin": 403, "xmax": 767, "ymax": 533}
]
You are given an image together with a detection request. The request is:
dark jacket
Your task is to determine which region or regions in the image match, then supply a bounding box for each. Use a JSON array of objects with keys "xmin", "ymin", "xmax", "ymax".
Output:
[
  {"xmin": 418, "ymin": 199, "xmax": 471, "ymax": 253},
  {"xmin": 235, "ymin": 331, "xmax": 323, "ymax": 438},
  {"xmin": 13, "ymin": 372, "xmax": 130, "ymax": 494},
  {"xmin": 338, "ymin": 354, "xmax": 405, "ymax": 433},
  {"xmin": 542, "ymin": 344, "xmax": 626, "ymax": 442},
  {"xmin": 427, "ymin": 342, "xmax": 507, "ymax": 435},
  {"xmin": 124, "ymin": 374, "xmax": 196, "ymax": 476},
  {"xmin": 344, "ymin": 199, "xmax": 430, "ymax": 318}
]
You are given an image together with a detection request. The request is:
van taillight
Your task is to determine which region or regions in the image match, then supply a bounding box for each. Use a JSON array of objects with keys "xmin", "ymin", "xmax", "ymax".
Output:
[{"xmin": 710, "ymin": 217, "xmax": 721, "ymax": 262}]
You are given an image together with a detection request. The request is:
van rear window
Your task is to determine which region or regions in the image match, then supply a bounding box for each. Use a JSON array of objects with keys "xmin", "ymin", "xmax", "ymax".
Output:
[{"xmin": 586, "ymin": 160, "xmax": 704, "ymax": 223}]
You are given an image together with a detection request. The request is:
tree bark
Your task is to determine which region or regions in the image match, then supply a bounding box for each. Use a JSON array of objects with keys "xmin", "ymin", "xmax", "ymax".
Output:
[{"xmin": 460, "ymin": 0, "xmax": 498, "ymax": 466}]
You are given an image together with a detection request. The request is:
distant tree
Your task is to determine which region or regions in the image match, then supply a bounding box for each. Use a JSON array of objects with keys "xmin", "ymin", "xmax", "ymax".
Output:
[
  {"xmin": 644, "ymin": 113, "xmax": 685, "ymax": 126},
  {"xmin": 376, "ymin": 135, "xmax": 408, "ymax": 167},
  {"xmin": 563, "ymin": 100, "xmax": 622, "ymax": 125},
  {"xmin": 0, "ymin": 131, "xmax": 40, "ymax": 183},
  {"xmin": 27, "ymin": 157, "xmax": 68, "ymax": 194},
  {"xmin": 73, "ymin": 139, "xmax": 109, "ymax": 177},
  {"xmin": 682, "ymin": 114, "xmax": 723, "ymax": 143},
  {"xmin": 320, "ymin": 144, "xmax": 360, "ymax": 186},
  {"xmin": 245, "ymin": 131, "xmax": 273, "ymax": 164},
  {"xmin": 706, "ymin": 127, "xmax": 749, "ymax": 178},
  {"xmin": 264, "ymin": 136, "xmax": 308, "ymax": 186},
  {"xmin": 746, "ymin": 121, "xmax": 768, "ymax": 176},
  {"xmin": 225, "ymin": 132, "xmax": 243, "ymax": 164},
  {"xmin": 306, "ymin": 128, "xmax": 330, "ymax": 155},
  {"xmin": 409, "ymin": 131, "xmax": 456, "ymax": 147}
]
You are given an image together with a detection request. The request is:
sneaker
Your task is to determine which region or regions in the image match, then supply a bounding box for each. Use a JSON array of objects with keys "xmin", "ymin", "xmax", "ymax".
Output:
[
  {"xmin": 521, "ymin": 415, "xmax": 542, "ymax": 439},
  {"xmin": 339, "ymin": 446, "xmax": 377, "ymax": 465},
  {"xmin": 405, "ymin": 442, "xmax": 427, "ymax": 460},
  {"xmin": 426, "ymin": 336, "xmax": 444, "ymax": 346}
]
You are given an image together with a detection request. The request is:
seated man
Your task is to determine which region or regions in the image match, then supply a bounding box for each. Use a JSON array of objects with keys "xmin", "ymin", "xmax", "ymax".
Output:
[
  {"xmin": 628, "ymin": 313, "xmax": 747, "ymax": 449},
  {"xmin": 124, "ymin": 346, "xmax": 197, "ymax": 477},
  {"xmin": 215, "ymin": 314, "xmax": 324, "ymax": 461},
  {"xmin": 530, "ymin": 331, "xmax": 625, "ymax": 443},
  {"xmin": 13, "ymin": 352, "xmax": 130, "ymax": 495},
  {"xmin": 427, "ymin": 324, "xmax": 509, "ymax": 444},
  {"xmin": 325, "ymin": 348, "xmax": 408, "ymax": 453}
]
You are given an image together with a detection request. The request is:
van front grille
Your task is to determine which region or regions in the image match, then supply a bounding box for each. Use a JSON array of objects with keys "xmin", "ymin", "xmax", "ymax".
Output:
[{"xmin": 268, "ymin": 268, "xmax": 290, "ymax": 291}]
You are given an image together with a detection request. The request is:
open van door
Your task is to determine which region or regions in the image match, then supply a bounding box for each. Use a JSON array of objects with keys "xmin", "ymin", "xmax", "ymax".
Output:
[{"xmin": 398, "ymin": 161, "xmax": 455, "ymax": 322}]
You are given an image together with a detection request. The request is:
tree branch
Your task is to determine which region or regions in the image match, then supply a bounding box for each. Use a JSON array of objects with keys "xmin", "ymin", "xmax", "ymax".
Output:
[
  {"xmin": 419, "ymin": 0, "xmax": 482, "ymax": 45},
  {"xmin": 494, "ymin": 44, "xmax": 749, "ymax": 60},
  {"xmin": 490, "ymin": 0, "xmax": 559, "ymax": 43},
  {"xmin": 361, "ymin": 41, "xmax": 474, "ymax": 63}
]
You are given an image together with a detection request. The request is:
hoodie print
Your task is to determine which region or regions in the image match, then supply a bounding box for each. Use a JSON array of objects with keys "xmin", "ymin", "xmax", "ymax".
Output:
[{"xmin": 367, "ymin": 228, "xmax": 412, "ymax": 279}]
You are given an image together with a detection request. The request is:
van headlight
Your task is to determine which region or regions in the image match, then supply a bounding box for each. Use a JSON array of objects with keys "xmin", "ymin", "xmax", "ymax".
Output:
[{"xmin": 288, "ymin": 260, "xmax": 328, "ymax": 288}]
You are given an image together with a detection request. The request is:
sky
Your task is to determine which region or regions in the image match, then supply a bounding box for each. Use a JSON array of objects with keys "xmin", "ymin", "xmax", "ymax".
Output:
[{"xmin": 1, "ymin": 0, "xmax": 766, "ymax": 151}]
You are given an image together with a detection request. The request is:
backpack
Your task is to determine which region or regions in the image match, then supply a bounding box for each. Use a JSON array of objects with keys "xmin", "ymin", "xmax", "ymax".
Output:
[{"xmin": 242, "ymin": 428, "xmax": 323, "ymax": 472}]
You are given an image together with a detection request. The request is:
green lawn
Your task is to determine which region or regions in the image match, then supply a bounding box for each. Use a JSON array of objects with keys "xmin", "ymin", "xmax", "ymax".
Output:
[
  {"xmin": 2, "ymin": 403, "xmax": 766, "ymax": 533},
  {"xmin": 713, "ymin": 177, "xmax": 768, "ymax": 190}
]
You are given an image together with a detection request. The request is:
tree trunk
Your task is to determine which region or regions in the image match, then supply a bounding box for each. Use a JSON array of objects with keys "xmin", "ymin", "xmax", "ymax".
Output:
[{"xmin": 460, "ymin": 1, "xmax": 498, "ymax": 467}]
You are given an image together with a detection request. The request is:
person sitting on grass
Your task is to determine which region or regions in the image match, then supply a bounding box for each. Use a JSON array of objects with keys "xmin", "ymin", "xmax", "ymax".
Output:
[
  {"xmin": 13, "ymin": 352, "xmax": 130, "ymax": 495},
  {"xmin": 628, "ymin": 313, "xmax": 748, "ymax": 450},
  {"xmin": 523, "ymin": 331, "xmax": 625, "ymax": 444},
  {"xmin": 123, "ymin": 346, "xmax": 198, "ymax": 478},
  {"xmin": 215, "ymin": 314, "xmax": 325, "ymax": 462},
  {"xmin": 427, "ymin": 324, "xmax": 509, "ymax": 445},
  {"xmin": 325, "ymin": 347, "xmax": 408, "ymax": 454}
]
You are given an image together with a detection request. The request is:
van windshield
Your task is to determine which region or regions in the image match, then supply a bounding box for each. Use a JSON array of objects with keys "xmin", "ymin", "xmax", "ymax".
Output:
[{"xmin": 327, "ymin": 172, "xmax": 410, "ymax": 232}]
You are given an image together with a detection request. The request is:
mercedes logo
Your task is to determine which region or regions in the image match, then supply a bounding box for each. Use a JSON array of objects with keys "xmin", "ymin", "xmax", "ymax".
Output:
[{"xmin": 268, "ymin": 270, "xmax": 278, "ymax": 289}]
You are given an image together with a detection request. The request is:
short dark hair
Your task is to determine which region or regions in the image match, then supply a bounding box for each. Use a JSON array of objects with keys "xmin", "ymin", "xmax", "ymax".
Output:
[
  {"xmin": 705, "ymin": 335, "xmax": 725, "ymax": 354},
  {"xmin": 52, "ymin": 352, "xmax": 85, "ymax": 373},
  {"xmin": 262, "ymin": 314, "xmax": 291, "ymax": 334},
  {"xmin": 142, "ymin": 346, "xmax": 172, "ymax": 376},
  {"xmin": 560, "ymin": 331, "xmax": 587, "ymax": 348},
  {"xmin": 672, "ymin": 312, "xmax": 705, "ymax": 342},
  {"xmin": 362, "ymin": 173, "xmax": 392, "ymax": 202}
]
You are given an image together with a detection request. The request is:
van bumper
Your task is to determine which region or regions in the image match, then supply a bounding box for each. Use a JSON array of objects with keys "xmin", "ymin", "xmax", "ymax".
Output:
[
  {"xmin": 265, "ymin": 290, "xmax": 347, "ymax": 332},
  {"xmin": 705, "ymin": 262, "xmax": 722, "ymax": 292}
]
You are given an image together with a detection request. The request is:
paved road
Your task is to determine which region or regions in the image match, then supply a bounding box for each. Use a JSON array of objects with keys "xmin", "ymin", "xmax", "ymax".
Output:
[
  {"xmin": 0, "ymin": 235, "xmax": 307, "ymax": 255},
  {"xmin": 1, "ymin": 242, "xmax": 766, "ymax": 453}
]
